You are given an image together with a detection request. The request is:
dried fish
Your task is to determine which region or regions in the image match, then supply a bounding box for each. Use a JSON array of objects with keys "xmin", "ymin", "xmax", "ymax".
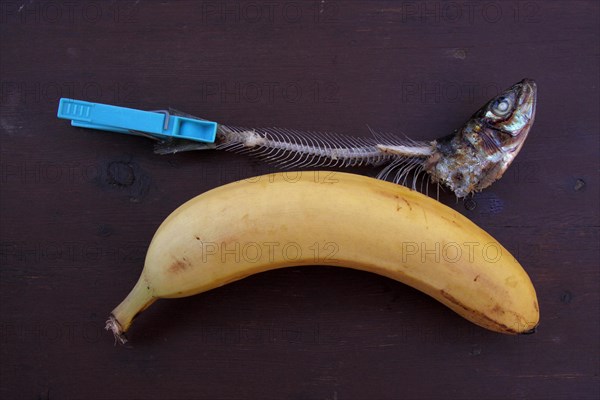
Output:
[{"xmin": 155, "ymin": 79, "xmax": 537, "ymax": 198}]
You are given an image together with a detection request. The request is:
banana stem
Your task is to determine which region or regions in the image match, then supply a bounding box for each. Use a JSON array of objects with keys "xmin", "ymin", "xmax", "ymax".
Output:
[{"xmin": 106, "ymin": 277, "xmax": 156, "ymax": 344}]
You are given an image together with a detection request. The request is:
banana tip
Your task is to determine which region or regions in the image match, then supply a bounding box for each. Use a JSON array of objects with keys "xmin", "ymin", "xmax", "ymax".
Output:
[
  {"xmin": 520, "ymin": 325, "xmax": 538, "ymax": 335},
  {"xmin": 105, "ymin": 315, "xmax": 128, "ymax": 345}
]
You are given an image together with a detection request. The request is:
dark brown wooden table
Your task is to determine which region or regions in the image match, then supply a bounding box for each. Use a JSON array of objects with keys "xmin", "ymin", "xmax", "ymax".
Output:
[{"xmin": 1, "ymin": 1, "xmax": 598, "ymax": 399}]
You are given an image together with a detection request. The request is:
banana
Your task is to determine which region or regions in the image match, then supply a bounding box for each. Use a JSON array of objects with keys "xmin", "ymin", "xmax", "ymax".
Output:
[{"xmin": 106, "ymin": 172, "xmax": 539, "ymax": 343}]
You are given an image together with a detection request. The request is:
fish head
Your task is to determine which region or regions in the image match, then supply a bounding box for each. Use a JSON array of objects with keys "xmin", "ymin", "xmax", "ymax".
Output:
[
  {"xmin": 474, "ymin": 78, "xmax": 537, "ymax": 157},
  {"xmin": 427, "ymin": 79, "xmax": 537, "ymax": 197},
  {"xmin": 464, "ymin": 79, "xmax": 537, "ymax": 192}
]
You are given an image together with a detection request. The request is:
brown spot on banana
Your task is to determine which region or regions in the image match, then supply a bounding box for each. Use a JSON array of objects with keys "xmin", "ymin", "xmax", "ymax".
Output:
[
  {"xmin": 440, "ymin": 290, "xmax": 516, "ymax": 334},
  {"xmin": 491, "ymin": 304, "xmax": 506, "ymax": 316},
  {"xmin": 169, "ymin": 258, "xmax": 191, "ymax": 274},
  {"xmin": 439, "ymin": 289, "xmax": 534, "ymax": 334}
]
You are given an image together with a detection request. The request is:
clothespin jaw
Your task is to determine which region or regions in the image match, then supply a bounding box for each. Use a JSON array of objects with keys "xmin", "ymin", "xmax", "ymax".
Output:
[{"xmin": 57, "ymin": 98, "xmax": 217, "ymax": 143}]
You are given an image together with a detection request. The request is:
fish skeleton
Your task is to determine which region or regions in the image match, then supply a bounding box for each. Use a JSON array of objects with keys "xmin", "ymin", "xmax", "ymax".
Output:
[{"xmin": 155, "ymin": 79, "xmax": 537, "ymax": 198}]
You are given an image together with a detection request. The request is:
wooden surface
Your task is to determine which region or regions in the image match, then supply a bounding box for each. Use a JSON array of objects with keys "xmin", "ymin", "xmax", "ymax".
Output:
[{"xmin": 1, "ymin": 1, "xmax": 598, "ymax": 399}]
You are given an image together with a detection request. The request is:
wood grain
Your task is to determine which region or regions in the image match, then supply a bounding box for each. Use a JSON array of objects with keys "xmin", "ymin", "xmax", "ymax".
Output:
[{"xmin": 1, "ymin": 1, "xmax": 598, "ymax": 399}]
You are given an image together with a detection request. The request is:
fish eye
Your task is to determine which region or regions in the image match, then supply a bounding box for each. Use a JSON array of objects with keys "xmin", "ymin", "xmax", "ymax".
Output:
[{"xmin": 491, "ymin": 97, "xmax": 513, "ymax": 116}]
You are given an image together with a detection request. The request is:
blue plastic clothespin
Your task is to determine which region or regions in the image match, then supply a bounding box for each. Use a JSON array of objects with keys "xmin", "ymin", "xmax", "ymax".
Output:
[{"xmin": 57, "ymin": 98, "xmax": 217, "ymax": 143}]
